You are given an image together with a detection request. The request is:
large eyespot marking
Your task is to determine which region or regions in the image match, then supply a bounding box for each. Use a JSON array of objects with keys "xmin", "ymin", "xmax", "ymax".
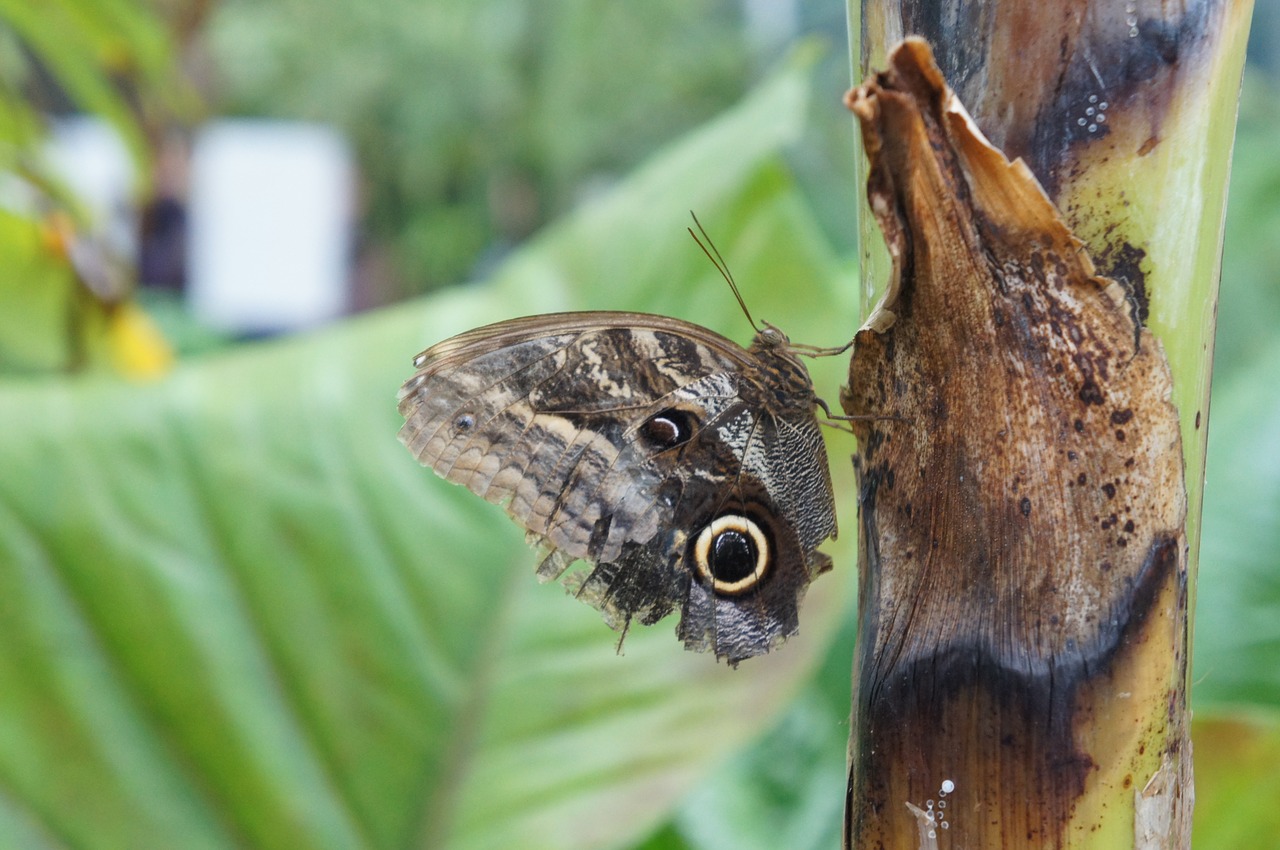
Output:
[
  {"xmin": 640, "ymin": 408, "xmax": 695, "ymax": 449},
  {"xmin": 693, "ymin": 514, "xmax": 770, "ymax": 594}
]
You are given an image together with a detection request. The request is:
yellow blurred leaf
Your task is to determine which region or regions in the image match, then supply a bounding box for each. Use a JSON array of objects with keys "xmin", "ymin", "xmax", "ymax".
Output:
[{"xmin": 107, "ymin": 301, "xmax": 173, "ymax": 379}]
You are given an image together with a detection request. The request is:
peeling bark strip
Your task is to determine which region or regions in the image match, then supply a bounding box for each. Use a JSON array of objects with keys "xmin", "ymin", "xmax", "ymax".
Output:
[
  {"xmin": 860, "ymin": 0, "xmax": 1239, "ymax": 334},
  {"xmin": 842, "ymin": 40, "xmax": 1190, "ymax": 849},
  {"xmin": 863, "ymin": 0, "xmax": 1222, "ymax": 195}
]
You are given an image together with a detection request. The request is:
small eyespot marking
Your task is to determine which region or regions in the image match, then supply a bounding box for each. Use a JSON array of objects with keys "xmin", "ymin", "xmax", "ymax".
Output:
[
  {"xmin": 693, "ymin": 514, "xmax": 770, "ymax": 594},
  {"xmin": 641, "ymin": 408, "xmax": 695, "ymax": 449},
  {"xmin": 454, "ymin": 413, "xmax": 475, "ymax": 432}
]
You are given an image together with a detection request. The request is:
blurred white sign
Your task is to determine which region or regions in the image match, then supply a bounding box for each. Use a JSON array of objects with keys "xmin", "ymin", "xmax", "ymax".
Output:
[{"xmin": 188, "ymin": 121, "xmax": 353, "ymax": 333}]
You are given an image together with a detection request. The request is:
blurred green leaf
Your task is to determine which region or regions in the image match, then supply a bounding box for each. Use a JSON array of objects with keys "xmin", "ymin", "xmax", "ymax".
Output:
[
  {"xmin": 0, "ymin": 0, "xmax": 177, "ymax": 169},
  {"xmin": 0, "ymin": 211, "xmax": 80, "ymax": 372},
  {"xmin": 1213, "ymin": 72, "xmax": 1280, "ymax": 380},
  {"xmin": 1191, "ymin": 713, "xmax": 1280, "ymax": 847},
  {"xmin": 665, "ymin": 688, "xmax": 849, "ymax": 850},
  {"xmin": 0, "ymin": 0, "xmax": 188, "ymax": 376},
  {"xmin": 1195, "ymin": 334, "xmax": 1280, "ymax": 711},
  {"xmin": 0, "ymin": 58, "xmax": 860, "ymax": 850}
]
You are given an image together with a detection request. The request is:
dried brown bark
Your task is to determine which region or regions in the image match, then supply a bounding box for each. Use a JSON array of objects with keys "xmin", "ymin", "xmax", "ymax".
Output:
[
  {"xmin": 842, "ymin": 39, "xmax": 1195, "ymax": 850},
  {"xmin": 842, "ymin": 2, "xmax": 1253, "ymax": 844}
]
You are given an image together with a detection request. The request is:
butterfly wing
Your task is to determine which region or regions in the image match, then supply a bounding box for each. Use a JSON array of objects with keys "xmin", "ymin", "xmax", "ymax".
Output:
[{"xmin": 398, "ymin": 312, "xmax": 835, "ymax": 662}]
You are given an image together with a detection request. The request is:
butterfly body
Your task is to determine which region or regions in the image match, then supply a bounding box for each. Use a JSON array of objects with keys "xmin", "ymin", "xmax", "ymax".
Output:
[{"xmin": 398, "ymin": 312, "xmax": 835, "ymax": 663}]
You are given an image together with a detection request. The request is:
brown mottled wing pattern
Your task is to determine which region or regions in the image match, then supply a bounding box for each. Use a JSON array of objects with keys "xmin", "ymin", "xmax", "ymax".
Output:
[{"xmin": 397, "ymin": 312, "xmax": 836, "ymax": 663}]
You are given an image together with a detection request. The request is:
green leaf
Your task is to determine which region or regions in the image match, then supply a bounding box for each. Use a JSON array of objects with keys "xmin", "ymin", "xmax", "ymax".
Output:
[
  {"xmin": 1211, "ymin": 72, "xmax": 1280, "ymax": 380},
  {"xmin": 626, "ymin": 594, "xmax": 859, "ymax": 850},
  {"xmin": 0, "ymin": 57, "xmax": 858, "ymax": 850},
  {"xmin": 1194, "ymin": 335, "xmax": 1280, "ymax": 711},
  {"xmin": 1191, "ymin": 712, "xmax": 1280, "ymax": 847},
  {"xmin": 0, "ymin": 0, "xmax": 180, "ymax": 171},
  {"xmin": 0, "ymin": 211, "xmax": 81, "ymax": 373}
]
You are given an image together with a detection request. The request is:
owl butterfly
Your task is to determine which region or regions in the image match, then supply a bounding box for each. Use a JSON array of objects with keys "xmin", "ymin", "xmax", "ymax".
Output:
[{"xmin": 397, "ymin": 224, "xmax": 839, "ymax": 664}]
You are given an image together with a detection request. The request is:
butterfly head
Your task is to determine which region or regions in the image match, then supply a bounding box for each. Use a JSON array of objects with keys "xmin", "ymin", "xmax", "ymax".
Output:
[
  {"xmin": 747, "ymin": 321, "xmax": 816, "ymax": 394},
  {"xmin": 752, "ymin": 322, "xmax": 790, "ymax": 349}
]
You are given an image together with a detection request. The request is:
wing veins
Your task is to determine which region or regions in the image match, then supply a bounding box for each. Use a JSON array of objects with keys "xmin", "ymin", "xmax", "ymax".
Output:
[{"xmin": 541, "ymin": 381, "xmax": 750, "ymax": 548}]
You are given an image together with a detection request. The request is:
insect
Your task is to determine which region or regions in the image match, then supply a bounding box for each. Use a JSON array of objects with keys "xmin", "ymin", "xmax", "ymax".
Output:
[{"xmin": 397, "ymin": 219, "xmax": 842, "ymax": 663}]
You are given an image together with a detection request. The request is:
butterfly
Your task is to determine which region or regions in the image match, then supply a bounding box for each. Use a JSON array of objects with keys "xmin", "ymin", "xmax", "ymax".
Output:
[{"xmin": 397, "ymin": 223, "xmax": 840, "ymax": 663}]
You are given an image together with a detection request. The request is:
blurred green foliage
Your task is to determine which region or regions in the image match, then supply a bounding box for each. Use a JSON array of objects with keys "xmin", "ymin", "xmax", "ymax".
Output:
[
  {"xmin": 1214, "ymin": 70, "xmax": 1280, "ymax": 378},
  {"xmin": 0, "ymin": 0, "xmax": 183, "ymax": 375},
  {"xmin": 207, "ymin": 0, "xmax": 752, "ymax": 295},
  {"xmin": 0, "ymin": 0, "xmax": 174, "ymax": 166},
  {"xmin": 206, "ymin": 0, "xmax": 856, "ymax": 299}
]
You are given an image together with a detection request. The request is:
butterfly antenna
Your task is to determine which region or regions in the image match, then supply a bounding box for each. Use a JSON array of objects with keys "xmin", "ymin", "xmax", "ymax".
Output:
[{"xmin": 688, "ymin": 211, "xmax": 758, "ymax": 332}]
